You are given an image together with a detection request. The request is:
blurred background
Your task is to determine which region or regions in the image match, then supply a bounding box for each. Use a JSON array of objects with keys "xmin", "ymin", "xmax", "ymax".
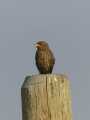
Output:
[{"xmin": 0, "ymin": 0, "xmax": 90, "ymax": 120}]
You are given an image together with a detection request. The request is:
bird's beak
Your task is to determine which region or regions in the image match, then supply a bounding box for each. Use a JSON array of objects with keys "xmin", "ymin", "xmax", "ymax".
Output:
[{"xmin": 34, "ymin": 43, "xmax": 40, "ymax": 47}]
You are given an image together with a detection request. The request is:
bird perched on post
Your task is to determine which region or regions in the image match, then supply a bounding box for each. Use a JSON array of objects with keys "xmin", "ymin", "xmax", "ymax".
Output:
[{"xmin": 35, "ymin": 41, "xmax": 55, "ymax": 74}]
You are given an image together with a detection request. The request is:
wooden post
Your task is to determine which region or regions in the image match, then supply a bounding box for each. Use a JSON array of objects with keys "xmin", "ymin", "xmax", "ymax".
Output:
[{"xmin": 21, "ymin": 74, "xmax": 72, "ymax": 120}]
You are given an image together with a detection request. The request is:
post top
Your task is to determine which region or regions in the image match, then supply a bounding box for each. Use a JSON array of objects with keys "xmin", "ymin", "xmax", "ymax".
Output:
[{"xmin": 21, "ymin": 74, "xmax": 69, "ymax": 88}]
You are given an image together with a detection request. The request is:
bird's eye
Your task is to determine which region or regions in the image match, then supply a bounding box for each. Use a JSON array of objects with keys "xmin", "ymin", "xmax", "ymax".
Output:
[{"xmin": 39, "ymin": 43, "xmax": 42, "ymax": 45}]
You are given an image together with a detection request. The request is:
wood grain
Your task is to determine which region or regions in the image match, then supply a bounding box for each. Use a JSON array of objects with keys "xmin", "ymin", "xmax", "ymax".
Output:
[{"xmin": 21, "ymin": 74, "xmax": 72, "ymax": 120}]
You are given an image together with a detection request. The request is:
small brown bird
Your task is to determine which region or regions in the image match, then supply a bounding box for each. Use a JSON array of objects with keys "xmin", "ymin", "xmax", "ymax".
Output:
[{"xmin": 35, "ymin": 41, "xmax": 55, "ymax": 74}]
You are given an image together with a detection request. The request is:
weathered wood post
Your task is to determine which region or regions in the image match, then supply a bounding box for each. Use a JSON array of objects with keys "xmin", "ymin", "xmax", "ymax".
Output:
[{"xmin": 21, "ymin": 74, "xmax": 72, "ymax": 120}]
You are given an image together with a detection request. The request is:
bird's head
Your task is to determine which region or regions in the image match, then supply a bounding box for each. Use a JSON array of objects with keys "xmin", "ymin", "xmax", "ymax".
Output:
[{"xmin": 35, "ymin": 41, "xmax": 50, "ymax": 50}]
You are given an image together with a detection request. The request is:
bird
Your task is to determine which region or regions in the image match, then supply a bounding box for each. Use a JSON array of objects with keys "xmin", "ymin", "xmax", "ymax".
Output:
[{"xmin": 35, "ymin": 41, "xmax": 55, "ymax": 74}]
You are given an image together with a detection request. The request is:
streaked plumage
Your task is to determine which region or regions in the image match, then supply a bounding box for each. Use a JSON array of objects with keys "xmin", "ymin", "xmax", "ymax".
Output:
[{"xmin": 35, "ymin": 41, "xmax": 55, "ymax": 74}]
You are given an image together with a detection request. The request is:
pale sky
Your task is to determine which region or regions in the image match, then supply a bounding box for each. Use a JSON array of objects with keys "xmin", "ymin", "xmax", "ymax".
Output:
[{"xmin": 0, "ymin": 0, "xmax": 90, "ymax": 120}]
